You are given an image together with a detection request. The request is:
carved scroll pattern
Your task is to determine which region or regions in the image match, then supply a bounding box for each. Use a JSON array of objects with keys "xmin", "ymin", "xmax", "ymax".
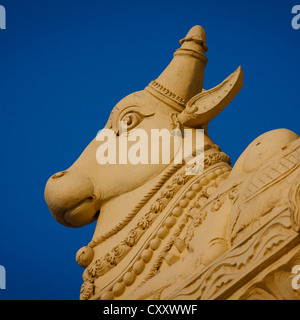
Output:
[
  {"xmin": 166, "ymin": 209, "xmax": 298, "ymax": 300},
  {"xmin": 231, "ymin": 246, "xmax": 300, "ymax": 300}
]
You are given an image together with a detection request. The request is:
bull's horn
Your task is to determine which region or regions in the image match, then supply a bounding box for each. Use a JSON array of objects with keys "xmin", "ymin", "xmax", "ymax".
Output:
[
  {"xmin": 146, "ymin": 25, "xmax": 208, "ymax": 112},
  {"xmin": 178, "ymin": 66, "xmax": 243, "ymax": 128}
]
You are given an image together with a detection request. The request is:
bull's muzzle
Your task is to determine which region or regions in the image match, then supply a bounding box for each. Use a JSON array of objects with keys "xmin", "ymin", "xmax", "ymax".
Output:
[{"xmin": 44, "ymin": 169, "xmax": 99, "ymax": 227}]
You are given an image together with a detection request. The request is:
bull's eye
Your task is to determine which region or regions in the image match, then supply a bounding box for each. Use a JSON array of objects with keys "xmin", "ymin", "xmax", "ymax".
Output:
[
  {"xmin": 113, "ymin": 108, "xmax": 154, "ymax": 136},
  {"xmin": 120, "ymin": 111, "xmax": 143, "ymax": 132}
]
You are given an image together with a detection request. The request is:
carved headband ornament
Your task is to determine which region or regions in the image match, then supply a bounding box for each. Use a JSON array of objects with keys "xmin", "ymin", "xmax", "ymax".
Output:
[{"xmin": 146, "ymin": 25, "xmax": 244, "ymax": 129}]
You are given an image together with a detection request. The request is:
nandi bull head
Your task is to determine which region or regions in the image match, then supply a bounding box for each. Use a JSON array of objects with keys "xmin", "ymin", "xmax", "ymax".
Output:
[{"xmin": 44, "ymin": 26, "xmax": 243, "ymax": 229}]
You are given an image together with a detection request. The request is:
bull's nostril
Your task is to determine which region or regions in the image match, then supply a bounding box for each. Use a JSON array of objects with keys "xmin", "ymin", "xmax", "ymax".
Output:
[{"xmin": 52, "ymin": 170, "xmax": 68, "ymax": 179}]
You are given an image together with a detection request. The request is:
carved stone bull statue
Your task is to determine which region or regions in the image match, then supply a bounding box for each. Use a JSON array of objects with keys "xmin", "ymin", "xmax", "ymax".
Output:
[{"xmin": 44, "ymin": 26, "xmax": 300, "ymax": 300}]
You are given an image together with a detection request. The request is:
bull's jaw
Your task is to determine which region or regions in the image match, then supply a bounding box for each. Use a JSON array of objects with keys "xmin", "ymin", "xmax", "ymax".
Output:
[
  {"xmin": 63, "ymin": 197, "xmax": 101, "ymax": 228},
  {"xmin": 89, "ymin": 163, "xmax": 173, "ymax": 248}
]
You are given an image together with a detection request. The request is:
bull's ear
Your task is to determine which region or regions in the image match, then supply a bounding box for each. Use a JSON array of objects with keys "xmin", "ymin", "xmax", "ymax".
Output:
[{"xmin": 178, "ymin": 66, "xmax": 243, "ymax": 129}]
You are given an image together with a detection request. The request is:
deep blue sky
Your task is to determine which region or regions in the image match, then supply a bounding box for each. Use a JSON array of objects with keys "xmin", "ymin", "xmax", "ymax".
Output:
[{"xmin": 0, "ymin": 0, "xmax": 299, "ymax": 300}]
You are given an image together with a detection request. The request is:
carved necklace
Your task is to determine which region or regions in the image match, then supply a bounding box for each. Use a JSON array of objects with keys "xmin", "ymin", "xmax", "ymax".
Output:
[{"xmin": 78, "ymin": 148, "xmax": 231, "ymax": 300}]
